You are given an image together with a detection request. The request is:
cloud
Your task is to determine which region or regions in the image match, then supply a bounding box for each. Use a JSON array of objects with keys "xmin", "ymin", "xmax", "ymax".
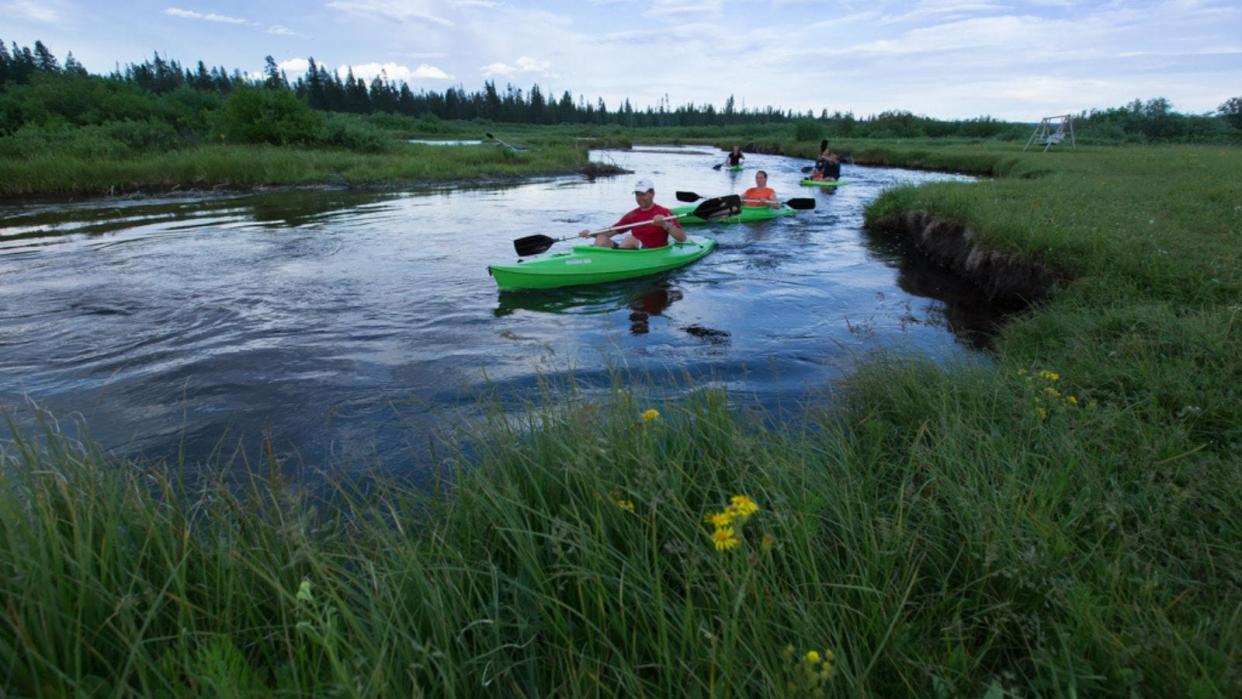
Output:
[
  {"xmin": 278, "ymin": 58, "xmax": 310, "ymax": 74},
  {"xmin": 338, "ymin": 62, "xmax": 455, "ymax": 82},
  {"xmin": 4, "ymin": 0, "xmax": 62, "ymax": 22},
  {"xmin": 267, "ymin": 25, "xmax": 296, "ymax": 36},
  {"xmin": 326, "ymin": 0, "xmax": 453, "ymax": 27},
  {"xmin": 453, "ymin": 0, "xmax": 499, "ymax": 7},
  {"xmin": 644, "ymin": 0, "xmax": 722, "ymax": 17},
  {"xmin": 479, "ymin": 55, "xmax": 556, "ymax": 78},
  {"xmin": 163, "ymin": 7, "xmax": 249, "ymax": 24}
]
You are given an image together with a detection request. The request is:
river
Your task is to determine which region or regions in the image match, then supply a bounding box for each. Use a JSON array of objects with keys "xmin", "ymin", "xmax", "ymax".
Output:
[{"xmin": 0, "ymin": 146, "xmax": 998, "ymax": 474}]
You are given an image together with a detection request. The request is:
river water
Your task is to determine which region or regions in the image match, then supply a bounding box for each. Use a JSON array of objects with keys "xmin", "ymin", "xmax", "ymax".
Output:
[{"xmin": 0, "ymin": 146, "xmax": 997, "ymax": 473}]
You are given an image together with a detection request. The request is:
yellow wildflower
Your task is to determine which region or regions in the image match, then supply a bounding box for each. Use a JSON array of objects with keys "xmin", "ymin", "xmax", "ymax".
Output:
[
  {"xmin": 616, "ymin": 499, "xmax": 635, "ymax": 512},
  {"xmin": 761, "ymin": 534, "xmax": 775, "ymax": 551},
  {"xmin": 1066, "ymin": 395, "xmax": 1079, "ymax": 405},
  {"xmin": 639, "ymin": 408, "xmax": 660, "ymax": 422},
  {"xmin": 711, "ymin": 527, "xmax": 740, "ymax": 551},
  {"xmin": 1040, "ymin": 370, "xmax": 1060, "ymax": 382},
  {"xmin": 1037, "ymin": 406, "xmax": 1048, "ymax": 420},
  {"xmin": 729, "ymin": 494, "xmax": 759, "ymax": 518},
  {"xmin": 805, "ymin": 650, "xmax": 820, "ymax": 663},
  {"xmin": 706, "ymin": 511, "xmax": 733, "ymax": 527},
  {"xmin": 1043, "ymin": 387, "xmax": 1061, "ymax": 397}
]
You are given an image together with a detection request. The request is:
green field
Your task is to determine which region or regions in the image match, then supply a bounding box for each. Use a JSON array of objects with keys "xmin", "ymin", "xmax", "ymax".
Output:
[{"xmin": 3, "ymin": 139, "xmax": 1240, "ymax": 697}]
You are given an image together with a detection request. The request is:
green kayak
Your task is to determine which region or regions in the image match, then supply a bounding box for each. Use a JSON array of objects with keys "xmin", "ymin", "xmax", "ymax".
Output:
[
  {"xmin": 727, "ymin": 165, "xmax": 744, "ymax": 172},
  {"xmin": 489, "ymin": 237, "xmax": 716, "ymax": 290},
  {"xmin": 670, "ymin": 204, "xmax": 795, "ymax": 225},
  {"xmin": 800, "ymin": 178, "xmax": 849, "ymax": 187}
]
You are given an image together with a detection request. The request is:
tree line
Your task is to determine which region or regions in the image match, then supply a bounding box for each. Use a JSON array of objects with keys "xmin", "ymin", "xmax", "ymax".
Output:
[{"xmin": 2, "ymin": 38, "xmax": 1240, "ymax": 144}]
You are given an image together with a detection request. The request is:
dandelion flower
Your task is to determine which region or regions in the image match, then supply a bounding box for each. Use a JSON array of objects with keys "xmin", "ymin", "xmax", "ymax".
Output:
[{"xmin": 640, "ymin": 408, "xmax": 660, "ymax": 422}]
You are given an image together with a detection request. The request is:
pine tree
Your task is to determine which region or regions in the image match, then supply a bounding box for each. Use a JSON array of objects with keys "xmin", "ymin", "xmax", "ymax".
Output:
[
  {"xmin": 33, "ymin": 40, "xmax": 59, "ymax": 72},
  {"xmin": 263, "ymin": 55, "xmax": 284, "ymax": 90}
]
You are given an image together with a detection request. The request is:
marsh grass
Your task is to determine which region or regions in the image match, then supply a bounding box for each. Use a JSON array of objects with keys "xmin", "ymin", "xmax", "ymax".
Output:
[
  {"xmin": 3, "ymin": 363, "xmax": 1239, "ymax": 697},
  {"xmin": 0, "ymin": 140, "xmax": 597, "ymax": 198}
]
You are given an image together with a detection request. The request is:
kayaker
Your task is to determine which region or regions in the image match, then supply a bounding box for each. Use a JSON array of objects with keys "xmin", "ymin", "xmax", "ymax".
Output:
[
  {"xmin": 811, "ymin": 150, "xmax": 841, "ymax": 181},
  {"xmin": 741, "ymin": 170, "xmax": 781, "ymax": 208},
  {"xmin": 579, "ymin": 179, "xmax": 685, "ymax": 249},
  {"xmin": 725, "ymin": 146, "xmax": 744, "ymax": 168}
]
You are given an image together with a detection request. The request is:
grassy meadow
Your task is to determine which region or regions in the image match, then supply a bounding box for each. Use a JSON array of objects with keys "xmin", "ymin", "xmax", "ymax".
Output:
[{"xmin": 2, "ymin": 137, "xmax": 1240, "ymax": 697}]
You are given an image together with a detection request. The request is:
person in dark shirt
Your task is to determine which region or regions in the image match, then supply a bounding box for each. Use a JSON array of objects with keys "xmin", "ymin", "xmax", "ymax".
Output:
[{"xmin": 725, "ymin": 146, "xmax": 744, "ymax": 167}]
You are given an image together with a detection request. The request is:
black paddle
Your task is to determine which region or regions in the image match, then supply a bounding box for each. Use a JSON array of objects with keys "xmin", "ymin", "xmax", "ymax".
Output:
[
  {"xmin": 485, "ymin": 132, "xmax": 525, "ymax": 151},
  {"xmin": 512, "ymin": 195, "xmax": 742, "ymax": 257},
  {"xmin": 675, "ymin": 190, "xmax": 815, "ymax": 210}
]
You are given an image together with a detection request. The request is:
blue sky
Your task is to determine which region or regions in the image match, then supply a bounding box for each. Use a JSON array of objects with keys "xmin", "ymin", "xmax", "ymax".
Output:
[{"xmin": 4, "ymin": 0, "xmax": 1240, "ymax": 119}]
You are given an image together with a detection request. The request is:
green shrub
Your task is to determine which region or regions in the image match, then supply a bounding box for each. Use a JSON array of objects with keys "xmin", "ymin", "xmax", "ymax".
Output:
[
  {"xmin": 793, "ymin": 119, "xmax": 821, "ymax": 142},
  {"xmin": 318, "ymin": 112, "xmax": 392, "ymax": 152},
  {"xmin": 211, "ymin": 86, "xmax": 322, "ymax": 145}
]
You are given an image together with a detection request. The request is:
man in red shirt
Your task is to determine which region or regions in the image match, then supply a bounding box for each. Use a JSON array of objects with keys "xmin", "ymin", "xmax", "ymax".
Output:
[
  {"xmin": 741, "ymin": 170, "xmax": 781, "ymax": 208},
  {"xmin": 579, "ymin": 179, "xmax": 686, "ymax": 249}
]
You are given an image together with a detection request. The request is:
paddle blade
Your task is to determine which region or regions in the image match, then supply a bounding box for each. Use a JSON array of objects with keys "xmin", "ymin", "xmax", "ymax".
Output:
[
  {"xmin": 675, "ymin": 191, "xmax": 701, "ymax": 202},
  {"xmin": 784, "ymin": 198, "xmax": 816, "ymax": 210},
  {"xmin": 513, "ymin": 233, "xmax": 556, "ymax": 257},
  {"xmin": 711, "ymin": 163, "xmax": 723, "ymax": 170},
  {"xmin": 801, "ymin": 166, "xmax": 813, "ymax": 173},
  {"xmin": 486, "ymin": 132, "xmax": 495, "ymax": 140},
  {"xmin": 692, "ymin": 195, "xmax": 741, "ymax": 220},
  {"xmin": 819, "ymin": 139, "xmax": 828, "ymax": 152}
]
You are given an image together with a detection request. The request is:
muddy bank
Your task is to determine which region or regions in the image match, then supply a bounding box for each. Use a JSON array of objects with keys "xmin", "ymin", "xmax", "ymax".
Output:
[{"xmin": 867, "ymin": 210, "xmax": 1062, "ymax": 309}]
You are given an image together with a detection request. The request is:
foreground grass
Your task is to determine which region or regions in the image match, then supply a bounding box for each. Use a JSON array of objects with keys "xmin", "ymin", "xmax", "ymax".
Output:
[
  {"xmin": 5, "ymin": 378, "xmax": 1237, "ymax": 697},
  {"xmin": 0, "ymin": 140, "xmax": 601, "ymax": 198}
]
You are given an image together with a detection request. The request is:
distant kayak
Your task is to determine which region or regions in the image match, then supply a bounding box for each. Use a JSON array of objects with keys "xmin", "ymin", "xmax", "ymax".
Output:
[
  {"xmin": 670, "ymin": 204, "xmax": 796, "ymax": 225},
  {"xmin": 727, "ymin": 165, "xmax": 744, "ymax": 172},
  {"xmin": 489, "ymin": 237, "xmax": 716, "ymax": 290},
  {"xmin": 800, "ymin": 178, "xmax": 849, "ymax": 187}
]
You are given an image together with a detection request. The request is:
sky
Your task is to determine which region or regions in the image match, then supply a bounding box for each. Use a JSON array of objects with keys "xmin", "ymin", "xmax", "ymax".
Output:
[{"xmin": 4, "ymin": 0, "xmax": 1240, "ymax": 120}]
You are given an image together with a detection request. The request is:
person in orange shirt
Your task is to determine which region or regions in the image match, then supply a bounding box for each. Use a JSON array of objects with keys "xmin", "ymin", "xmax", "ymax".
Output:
[{"xmin": 741, "ymin": 170, "xmax": 781, "ymax": 208}]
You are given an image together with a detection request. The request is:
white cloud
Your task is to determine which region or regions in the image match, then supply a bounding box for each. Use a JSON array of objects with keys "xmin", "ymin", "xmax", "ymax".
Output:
[
  {"xmin": 4, "ymin": 0, "xmax": 62, "ymax": 22},
  {"xmin": 163, "ymin": 7, "xmax": 250, "ymax": 24},
  {"xmin": 267, "ymin": 24, "xmax": 295, "ymax": 35},
  {"xmin": 453, "ymin": 0, "xmax": 499, "ymax": 7},
  {"xmin": 278, "ymin": 58, "xmax": 310, "ymax": 74},
  {"xmin": 326, "ymin": 0, "xmax": 453, "ymax": 27},
  {"xmin": 480, "ymin": 55, "xmax": 556, "ymax": 78},
  {"xmin": 644, "ymin": 0, "xmax": 722, "ymax": 17},
  {"xmin": 337, "ymin": 62, "xmax": 455, "ymax": 82}
]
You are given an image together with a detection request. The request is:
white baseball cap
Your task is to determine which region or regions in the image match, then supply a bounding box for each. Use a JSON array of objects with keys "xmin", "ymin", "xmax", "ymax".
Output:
[{"xmin": 633, "ymin": 178, "xmax": 654, "ymax": 192}]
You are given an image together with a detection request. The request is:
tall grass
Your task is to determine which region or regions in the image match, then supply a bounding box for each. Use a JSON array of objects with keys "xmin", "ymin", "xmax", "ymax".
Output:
[
  {"xmin": 3, "ymin": 366, "xmax": 1239, "ymax": 697},
  {"xmin": 0, "ymin": 140, "xmax": 597, "ymax": 198}
]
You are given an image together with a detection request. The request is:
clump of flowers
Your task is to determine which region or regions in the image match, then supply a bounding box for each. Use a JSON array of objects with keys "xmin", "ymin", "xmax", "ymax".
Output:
[
  {"xmin": 1019, "ymin": 368, "xmax": 1082, "ymax": 420},
  {"xmin": 704, "ymin": 494, "xmax": 759, "ymax": 552},
  {"xmin": 639, "ymin": 408, "xmax": 660, "ymax": 423},
  {"xmin": 608, "ymin": 488, "xmax": 636, "ymax": 514},
  {"xmin": 782, "ymin": 644, "xmax": 836, "ymax": 696}
]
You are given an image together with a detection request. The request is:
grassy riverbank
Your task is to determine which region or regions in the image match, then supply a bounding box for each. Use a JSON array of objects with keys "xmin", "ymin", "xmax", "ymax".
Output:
[
  {"xmin": 3, "ymin": 141, "xmax": 1239, "ymax": 696},
  {"xmin": 0, "ymin": 139, "xmax": 606, "ymax": 199}
]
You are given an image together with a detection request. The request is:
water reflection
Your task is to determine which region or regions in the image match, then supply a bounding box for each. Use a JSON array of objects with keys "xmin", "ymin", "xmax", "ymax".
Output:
[{"xmin": 495, "ymin": 279, "xmax": 684, "ymax": 335}]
